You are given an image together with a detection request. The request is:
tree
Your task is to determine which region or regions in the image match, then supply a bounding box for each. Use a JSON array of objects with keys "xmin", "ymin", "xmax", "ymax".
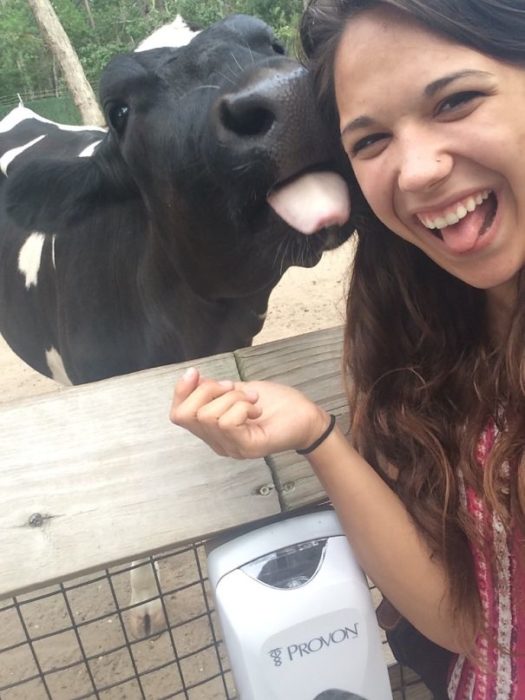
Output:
[
  {"xmin": 26, "ymin": 0, "xmax": 103, "ymax": 124},
  {"xmin": 0, "ymin": 0, "xmax": 306, "ymax": 123}
]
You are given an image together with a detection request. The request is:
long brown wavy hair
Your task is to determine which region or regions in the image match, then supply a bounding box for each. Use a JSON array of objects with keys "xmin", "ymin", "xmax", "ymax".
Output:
[{"xmin": 300, "ymin": 0, "xmax": 525, "ymax": 648}]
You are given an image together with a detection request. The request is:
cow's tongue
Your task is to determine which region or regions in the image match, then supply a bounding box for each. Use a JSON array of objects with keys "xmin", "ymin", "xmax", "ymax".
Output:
[
  {"xmin": 439, "ymin": 198, "xmax": 494, "ymax": 253},
  {"xmin": 267, "ymin": 171, "xmax": 351, "ymax": 235}
]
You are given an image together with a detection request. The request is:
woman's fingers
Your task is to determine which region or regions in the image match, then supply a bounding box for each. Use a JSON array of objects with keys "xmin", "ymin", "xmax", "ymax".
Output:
[
  {"xmin": 217, "ymin": 399, "xmax": 263, "ymax": 429},
  {"xmin": 196, "ymin": 389, "xmax": 260, "ymax": 425},
  {"xmin": 208, "ymin": 402, "xmax": 264, "ymax": 459},
  {"xmin": 171, "ymin": 379, "xmax": 229, "ymax": 424},
  {"xmin": 169, "ymin": 370, "xmax": 265, "ymax": 457},
  {"xmin": 171, "ymin": 366, "xmax": 201, "ymax": 408},
  {"xmin": 170, "ymin": 373, "xmax": 321, "ymax": 460},
  {"xmin": 170, "ymin": 369, "xmax": 257, "ymax": 430}
]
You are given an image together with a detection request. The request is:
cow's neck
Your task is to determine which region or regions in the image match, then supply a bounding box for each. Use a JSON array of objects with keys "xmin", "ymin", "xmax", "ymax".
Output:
[
  {"xmin": 139, "ymin": 215, "xmax": 279, "ymax": 360},
  {"xmin": 139, "ymin": 251, "xmax": 271, "ymax": 363},
  {"xmin": 212, "ymin": 292, "xmax": 270, "ymax": 351}
]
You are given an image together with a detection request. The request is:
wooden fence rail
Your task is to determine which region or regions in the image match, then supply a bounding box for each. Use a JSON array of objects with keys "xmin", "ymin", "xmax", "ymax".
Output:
[{"xmin": 0, "ymin": 326, "xmax": 347, "ymax": 599}]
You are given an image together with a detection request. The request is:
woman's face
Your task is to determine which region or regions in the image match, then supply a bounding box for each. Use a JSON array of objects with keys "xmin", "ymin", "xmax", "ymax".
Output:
[{"xmin": 334, "ymin": 7, "xmax": 525, "ymax": 302}]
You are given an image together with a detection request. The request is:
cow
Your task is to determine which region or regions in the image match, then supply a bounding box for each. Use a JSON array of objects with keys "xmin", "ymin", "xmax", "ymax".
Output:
[
  {"xmin": 135, "ymin": 13, "xmax": 200, "ymax": 51},
  {"xmin": 0, "ymin": 14, "xmax": 354, "ymax": 638}
]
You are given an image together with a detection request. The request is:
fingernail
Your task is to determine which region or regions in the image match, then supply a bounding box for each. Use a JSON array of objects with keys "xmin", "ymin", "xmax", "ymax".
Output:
[
  {"xmin": 183, "ymin": 366, "xmax": 197, "ymax": 380},
  {"xmin": 218, "ymin": 379, "xmax": 234, "ymax": 389}
]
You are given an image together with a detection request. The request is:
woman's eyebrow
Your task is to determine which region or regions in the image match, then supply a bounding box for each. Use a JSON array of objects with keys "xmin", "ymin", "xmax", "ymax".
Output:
[
  {"xmin": 340, "ymin": 115, "xmax": 376, "ymax": 137},
  {"xmin": 340, "ymin": 69, "xmax": 494, "ymax": 137},
  {"xmin": 424, "ymin": 69, "xmax": 494, "ymax": 97}
]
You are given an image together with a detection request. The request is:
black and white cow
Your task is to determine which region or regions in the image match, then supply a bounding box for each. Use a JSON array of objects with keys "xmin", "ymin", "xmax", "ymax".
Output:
[
  {"xmin": 0, "ymin": 14, "xmax": 353, "ymax": 387},
  {"xmin": 135, "ymin": 12, "xmax": 200, "ymax": 51},
  {"xmin": 0, "ymin": 14, "xmax": 354, "ymax": 636}
]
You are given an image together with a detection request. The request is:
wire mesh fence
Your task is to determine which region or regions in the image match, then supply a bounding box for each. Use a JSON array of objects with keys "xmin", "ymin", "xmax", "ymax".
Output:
[
  {"xmin": 0, "ymin": 85, "xmax": 96, "ymax": 123},
  {"xmin": 0, "ymin": 95, "xmax": 82, "ymax": 125},
  {"xmin": 1, "ymin": 542, "xmax": 431, "ymax": 700}
]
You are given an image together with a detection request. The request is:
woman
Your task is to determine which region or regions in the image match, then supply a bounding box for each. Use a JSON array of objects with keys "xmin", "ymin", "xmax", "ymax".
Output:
[{"xmin": 170, "ymin": 2, "xmax": 525, "ymax": 697}]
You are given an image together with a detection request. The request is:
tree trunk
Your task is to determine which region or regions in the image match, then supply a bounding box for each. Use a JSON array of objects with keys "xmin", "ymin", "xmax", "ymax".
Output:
[
  {"xmin": 26, "ymin": 0, "xmax": 104, "ymax": 125},
  {"xmin": 82, "ymin": 0, "xmax": 96, "ymax": 30},
  {"xmin": 52, "ymin": 58, "xmax": 59, "ymax": 97}
]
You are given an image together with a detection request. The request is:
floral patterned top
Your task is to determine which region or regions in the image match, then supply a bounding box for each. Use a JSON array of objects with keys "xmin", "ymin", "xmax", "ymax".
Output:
[{"xmin": 448, "ymin": 420, "xmax": 525, "ymax": 699}]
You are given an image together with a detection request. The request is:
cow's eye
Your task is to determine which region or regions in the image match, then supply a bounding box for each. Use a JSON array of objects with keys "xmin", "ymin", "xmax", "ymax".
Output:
[
  {"xmin": 272, "ymin": 41, "xmax": 285, "ymax": 55},
  {"xmin": 108, "ymin": 103, "xmax": 129, "ymax": 135}
]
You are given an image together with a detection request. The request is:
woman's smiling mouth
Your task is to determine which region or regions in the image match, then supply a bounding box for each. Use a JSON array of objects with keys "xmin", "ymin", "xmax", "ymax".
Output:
[
  {"xmin": 417, "ymin": 189, "xmax": 491, "ymax": 229},
  {"xmin": 415, "ymin": 189, "xmax": 498, "ymax": 253}
]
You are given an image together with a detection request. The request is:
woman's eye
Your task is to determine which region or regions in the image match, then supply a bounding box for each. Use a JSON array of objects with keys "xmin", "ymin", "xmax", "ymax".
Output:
[
  {"xmin": 350, "ymin": 133, "xmax": 389, "ymax": 157},
  {"xmin": 436, "ymin": 91, "xmax": 484, "ymax": 116}
]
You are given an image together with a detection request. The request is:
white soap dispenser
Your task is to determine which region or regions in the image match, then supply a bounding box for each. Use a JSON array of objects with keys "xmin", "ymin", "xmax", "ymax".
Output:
[{"xmin": 207, "ymin": 509, "xmax": 393, "ymax": 700}]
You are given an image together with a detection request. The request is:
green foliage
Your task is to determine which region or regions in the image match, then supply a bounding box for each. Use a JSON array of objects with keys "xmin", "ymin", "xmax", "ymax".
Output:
[
  {"xmin": 1, "ymin": 1, "xmax": 49, "ymax": 98},
  {"xmin": 177, "ymin": 0, "xmax": 303, "ymax": 49},
  {"xmin": 0, "ymin": 0, "xmax": 305, "ymax": 117}
]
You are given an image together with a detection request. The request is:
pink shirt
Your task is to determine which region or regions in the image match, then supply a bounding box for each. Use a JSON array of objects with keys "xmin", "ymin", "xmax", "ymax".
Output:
[{"xmin": 448, "ymin": 421, "xmax": 525, "ymax": 699}]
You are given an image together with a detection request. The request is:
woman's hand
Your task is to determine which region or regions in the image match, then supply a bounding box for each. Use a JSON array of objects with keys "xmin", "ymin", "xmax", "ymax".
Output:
[{"xmin": 169, "ymin": 366, "xmax": 329, "ymax": 459}]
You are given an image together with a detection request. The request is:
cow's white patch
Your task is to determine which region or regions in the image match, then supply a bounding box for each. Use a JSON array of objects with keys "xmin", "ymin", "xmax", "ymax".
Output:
[
  {"xmin": 36, "ymin": 113, "xmax": 106, "ymax": 133},
  {"xmin": 18, "ymin": 232, "xmax": 46, "ymax": 288},
  {"xmin": 78, "ymin": 140, "xmax": 102, "ymax": 158},
  {"xmin": 0, "ymin": 105, "xmax": 106, "ymax": 134},
  {"xmin": 45, "ymin": 347, "xmax": 72, "ymax": 385},
  {"xmin": 0, "ymin": 105, "xmax": 38, "ymax": 133},
  {"xmin": 136, "ymin": 15, "xmax": 199, "ymax": 51},
  {"xmin": 0, "ymin": 135, "xmax": 46, "ymax": 176}
]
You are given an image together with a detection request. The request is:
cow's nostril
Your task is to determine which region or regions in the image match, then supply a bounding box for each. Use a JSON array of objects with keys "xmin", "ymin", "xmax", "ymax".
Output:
[{"xmin": 219, "ymin": 97, "xmax": 275, "ymax": 138}]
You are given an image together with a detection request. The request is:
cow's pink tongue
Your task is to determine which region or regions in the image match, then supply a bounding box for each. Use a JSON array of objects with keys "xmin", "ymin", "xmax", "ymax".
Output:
[
  {"xmin": 267, "ymin": 171, "xmax": 351, "ymax": 235},
  {"xmin": 439, "ymin": 200, "xmax": 491, "ymax": 253}
]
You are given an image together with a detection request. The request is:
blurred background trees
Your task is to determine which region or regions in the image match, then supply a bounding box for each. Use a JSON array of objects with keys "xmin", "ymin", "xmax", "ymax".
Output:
[{"xmin": 0, "ymin": 0, "xmax": 305, "ymax": 123}]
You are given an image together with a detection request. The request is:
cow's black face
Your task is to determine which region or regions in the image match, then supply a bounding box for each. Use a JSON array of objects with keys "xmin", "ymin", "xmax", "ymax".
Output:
[{"xmin": 98, "ymin": 15, "xmax": 354, "ymax": 299}]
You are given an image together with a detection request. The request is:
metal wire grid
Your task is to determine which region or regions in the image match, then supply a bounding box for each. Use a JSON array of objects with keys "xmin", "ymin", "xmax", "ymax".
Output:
[
  {"xmin": 1, "ymin": 543, "xmax": 235, "ymax": 700},
  {"xmin": 1, "ymin": 542, "xmax": 431, "ymax": 700}
]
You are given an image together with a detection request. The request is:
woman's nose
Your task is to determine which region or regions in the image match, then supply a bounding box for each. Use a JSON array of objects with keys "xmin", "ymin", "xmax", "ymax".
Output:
[{"xmin": 396, "ymin": 135, "xmax": 452, "ymax": 193}]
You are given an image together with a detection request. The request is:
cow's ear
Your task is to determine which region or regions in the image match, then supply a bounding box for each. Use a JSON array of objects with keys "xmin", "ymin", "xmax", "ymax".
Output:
[{"xmin": 4, "ymin": 153, "xmax": 138, "ymax": 231}]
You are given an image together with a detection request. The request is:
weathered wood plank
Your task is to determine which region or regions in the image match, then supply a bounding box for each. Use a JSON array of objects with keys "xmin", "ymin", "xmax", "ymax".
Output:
[
  {"xmin": 235, "ymin": 325, "xmax": 349, "ymax": 510},
  {"xmin": 1, "ymin": 327, "xmax": 350, "ymax": 598},
  {"xmin": 0, "ymin": 354, "xmax": 280, "ymax": 599}
]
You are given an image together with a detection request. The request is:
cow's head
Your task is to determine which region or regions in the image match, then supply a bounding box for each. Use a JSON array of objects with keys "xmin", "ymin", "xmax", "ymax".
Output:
[{"xmin": 6, "ymin": 15, "xmax": 360, "ymax": 300}]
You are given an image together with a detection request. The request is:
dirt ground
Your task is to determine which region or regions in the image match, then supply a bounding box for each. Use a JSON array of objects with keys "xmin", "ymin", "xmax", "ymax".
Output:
[{"xmin": 0, "ymin": 242, "xmax": 358, "ymax": 700}]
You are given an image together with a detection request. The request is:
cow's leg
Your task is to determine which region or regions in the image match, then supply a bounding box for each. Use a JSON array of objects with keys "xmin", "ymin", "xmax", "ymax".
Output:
[{"xmin": 128, "ymin": 558, "xmax": 166, "ymax": 638}]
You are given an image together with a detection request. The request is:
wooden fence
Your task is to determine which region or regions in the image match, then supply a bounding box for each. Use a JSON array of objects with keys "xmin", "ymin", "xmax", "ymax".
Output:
[
  {"xmin": 0, "ymin": 325, "xmax": 432, "ymax": 698},
  {"xmin": 0, "ymin": 326, "xmax": 347, "ymax": 600}
]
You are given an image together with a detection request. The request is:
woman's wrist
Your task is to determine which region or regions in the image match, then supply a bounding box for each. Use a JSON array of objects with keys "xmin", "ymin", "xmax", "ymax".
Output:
[
  {"xmin": 295, "ymin": 407, "xmax": 335, "ymax": 454},
  {"xmin": 296, "ymin": 414, "xmax": 337, "ymax": 455}
]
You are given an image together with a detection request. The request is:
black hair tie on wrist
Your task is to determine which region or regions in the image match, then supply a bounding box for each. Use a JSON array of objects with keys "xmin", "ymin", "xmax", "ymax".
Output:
[{"xmin": 296, "ymin": 414, "xmax": 337, "ymax": 455}]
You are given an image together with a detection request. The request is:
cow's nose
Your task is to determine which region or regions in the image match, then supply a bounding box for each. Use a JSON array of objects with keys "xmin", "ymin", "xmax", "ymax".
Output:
[
  {"xmin": 209, "ymin": 62, "xmax": 335, "ymax": 179},
  {"xmin": 218, "ymin": 91, "xmax": 276, "ymax": 138}
]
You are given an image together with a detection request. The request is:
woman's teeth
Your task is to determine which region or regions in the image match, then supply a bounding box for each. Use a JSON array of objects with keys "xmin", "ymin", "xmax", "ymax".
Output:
[{"xmin": 418, "ymin": 190, "xmax": 491, "ymax": 230}]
